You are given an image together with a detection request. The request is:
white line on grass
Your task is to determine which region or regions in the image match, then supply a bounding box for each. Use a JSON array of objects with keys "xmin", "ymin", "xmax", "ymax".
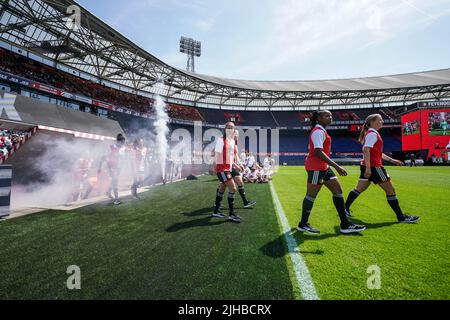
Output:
[{"xmin": 269, "ymin": 181, "xmax": 320, "ymax": 300}]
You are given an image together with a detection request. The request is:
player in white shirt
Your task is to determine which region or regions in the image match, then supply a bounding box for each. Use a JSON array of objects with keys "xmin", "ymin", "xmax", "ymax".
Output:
[
  {"xmin": 231, "ymin": 130, "xmax": 256, "ymax": 208},
  {"xmin": 247, "ymin": 160, "xmax": 260, "ymax": 183},
  {"xmin": 240, "ymin": 151, "xmax": 247, "ymax": 166},
  {"xmin": 246, "ymin": 152, "xmax": 256, "ymax": 169},
  {"xmin": 261, "ymin": 154, "xmax": 274, "ymax": 182}
]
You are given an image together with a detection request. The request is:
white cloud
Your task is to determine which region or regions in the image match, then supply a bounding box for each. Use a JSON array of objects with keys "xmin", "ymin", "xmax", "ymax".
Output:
[
  {"xmin": 232, "ymin": 0, "xmax": 450, "ymax": 79},
  {"xmin": 160, "ymin": 51, "xmax": 186, "ymax": 68},
  {"xmin": 194, "ymin": 17, "xmax": 216, "ymax": 32}
]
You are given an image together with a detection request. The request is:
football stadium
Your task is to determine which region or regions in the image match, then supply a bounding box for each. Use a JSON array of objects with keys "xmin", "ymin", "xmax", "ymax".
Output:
[{"xmin": 0, "ymin": 0, "xmax": 449, "ymax": 305}]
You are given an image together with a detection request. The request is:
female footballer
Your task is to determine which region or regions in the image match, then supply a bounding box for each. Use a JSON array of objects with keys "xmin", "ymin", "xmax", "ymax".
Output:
[
  {"xmin": 345, "ymin": 114, "xmax": 420, "ymax": 223},
  {"xmin": 297, "ymin": 110, "xmax": 366, "ymax": 234}
]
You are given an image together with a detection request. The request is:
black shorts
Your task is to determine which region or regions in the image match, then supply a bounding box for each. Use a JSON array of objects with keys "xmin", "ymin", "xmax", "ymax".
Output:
[
  {"xmin": 360, "ymin": 166, "xmax": 390, "ymax": 184},
  {"xmin": 231, "ymin": 168, "xmax": 242, "ymax": 178},
  {"xmin": 307, "ymin": 168, "xmax": 337, "ymax": 185},
  {"xmin": 217, "ymin": 171, "xmax": 233, "ymax": 183}
]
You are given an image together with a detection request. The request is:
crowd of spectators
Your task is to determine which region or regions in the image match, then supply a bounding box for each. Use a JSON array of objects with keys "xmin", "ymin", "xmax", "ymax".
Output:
[
  {"xmin": 167, "ymin": 104, "xmax": 204, "ymax": 122},
  {"xmin": 0, "ymin": 48, "xmax": 153, "ymax": 114},
  {"xmin": 0, "ymin": 48, "xmax": 411, "ymax": 126},
  {"xmin": 0, "ymin": 49, "xmax": 212, "ymax": 122},
  {"xmin": 0, "ymin": 129, "xmax": 28, "ymax": 160}
]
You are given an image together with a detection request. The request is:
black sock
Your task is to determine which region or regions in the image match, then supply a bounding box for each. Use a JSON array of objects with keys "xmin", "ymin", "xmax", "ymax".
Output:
[
  {"xmin": 131, "ymin": 182, "xmax": 138, "ymax": 196},
  {"xmin": 300, "ymin": 196, "xmax": 315, "ymax": 226},
  {"xmin": 228, "ymin": 192, "xmax": 235, "ymax": 214},
  {"xmin": 214, "ymin": 191, "xmax": 224, "ymax": 213},
  {"xmin": 345, "ymin": 189, "xmax": 360, "ymax": 212},
  {"xmin": 387, "ymin": 195, "xmax": 405, "ymax": 220},
  {"xmin": 333, "ymin": 194, "xmax": 350, "ymax": 228},
  {"xmin": 238, "ymin": 186, "xmax": 249, "ymax": 205}
]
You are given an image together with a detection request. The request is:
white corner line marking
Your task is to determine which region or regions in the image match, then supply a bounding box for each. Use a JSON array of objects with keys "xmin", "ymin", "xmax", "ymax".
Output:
[{"xmin": 269, "ymin": 181, "xmax": 320, "ymax": 300}]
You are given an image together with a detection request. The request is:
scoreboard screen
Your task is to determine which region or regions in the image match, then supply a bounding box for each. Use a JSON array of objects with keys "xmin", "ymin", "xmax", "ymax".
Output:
[{"xmin": 401, "ymin": 108, "xmax": 450, "ymax": 157}]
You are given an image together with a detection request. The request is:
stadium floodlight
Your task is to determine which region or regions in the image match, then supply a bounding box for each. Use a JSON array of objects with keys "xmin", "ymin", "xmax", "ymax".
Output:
[{"xmin": 179, "ymin": 36, "xmax": 201, "ymax": 72}]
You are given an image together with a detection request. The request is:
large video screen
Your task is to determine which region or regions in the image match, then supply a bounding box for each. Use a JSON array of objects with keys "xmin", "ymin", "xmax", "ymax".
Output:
[
  {"xmin": 402, "ymin": 108, "xmax": 450, "ymax": 155},
  {"xmin": 403, "ymin": 120, "xmax": 420, "ymax": 135},
  {"xmin": 421, "ymin": 108, "xmax": 450, "ymax": 154},
  {"xmin": 401, "ymin": 110, "xmax": 421, "ymax": 151},
  {"xmin": 428, "ymin": 111, "xmax": 450, "ymax": 136}
]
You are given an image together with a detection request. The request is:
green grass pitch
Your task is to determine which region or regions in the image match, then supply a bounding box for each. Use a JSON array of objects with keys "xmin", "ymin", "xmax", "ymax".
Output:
[
  {"xmin": 0, "ymin": 166, "xmax": 448, "ymax": 299},
  {"xmin": 272, "ymin": 166, "xmax": 450, "ymax": 300}
]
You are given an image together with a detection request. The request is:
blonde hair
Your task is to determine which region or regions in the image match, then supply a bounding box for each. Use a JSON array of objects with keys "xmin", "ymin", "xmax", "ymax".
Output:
[{"xmin": 359, "ymin": 114, "xmax": 382, "ymax": 143}]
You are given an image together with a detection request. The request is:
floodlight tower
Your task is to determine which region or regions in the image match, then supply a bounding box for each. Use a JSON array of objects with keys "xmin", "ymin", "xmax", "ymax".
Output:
[{"xmin": 179, "ymin": 36, "xmax": 201, "ymax": 73}]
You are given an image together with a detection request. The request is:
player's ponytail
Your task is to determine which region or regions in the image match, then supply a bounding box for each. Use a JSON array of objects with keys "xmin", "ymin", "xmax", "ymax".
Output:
[
  {"xmin": 359, "ymin": 114, "xmax": 381, "ymax": 143},
  {"xmin": 358, "ymin": 122, "xmax": 370, "ymax": 144}
]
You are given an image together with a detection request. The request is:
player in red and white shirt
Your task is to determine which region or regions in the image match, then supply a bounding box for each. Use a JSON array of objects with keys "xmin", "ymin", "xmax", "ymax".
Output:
[
  {"xmin": 345, "ymin": 114, "xmax": 420, "ymax": 223},
  {"xmin": 298, "ymin": 110, "xmax": 366, "ymax": 235},
  {"xmin": 212, "ymin": 122, "xmax": 241, "ymax": 222},
  {"xmin": 70, "ymin": 155, "xmax": 93, "ymax": 202},
  {"xmin": 98, "ymin": 133, "xmax": 126, "ymax": 205},
  {"xmin": 131, "ymin": 138, "xmax": 148, "ymax": 199}
]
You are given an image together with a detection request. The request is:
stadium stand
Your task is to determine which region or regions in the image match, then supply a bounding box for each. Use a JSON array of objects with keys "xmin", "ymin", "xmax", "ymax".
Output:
[
  {"xmin": 0, "ymin": 48, "xmax": 153, "ymax": 114},
  {"xmin": 0, "ymin": 45, "xmax": 409, "ymax": 168},
  {"xmin": 271, "ymin": 112, "xmax": 312, "ymax": 127},
  {"xmin": 0, "ymin": 46, "xmax": 413, "ymax": 128},
  {"xmin": 198, "ymin": 107, "xmax": 402, "ymax": 127},
  {"xmin": 0, "ymin": 129, "xmax": 28, "ymax": 161},
  {"xmin": 167, "ymin": 104, "xmax": 204, "ymax": 122}
]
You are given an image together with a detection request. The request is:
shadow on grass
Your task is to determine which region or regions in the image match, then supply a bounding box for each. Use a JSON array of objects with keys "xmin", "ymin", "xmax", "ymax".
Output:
[
  {"xmin": 166, "ymin": 216, "xmax": 228, "ymax": 232},
  {"xmin": 261, "ymin": 221, "xmax": 397, "ymax": 258},
  {"xmin": 348, "ymin": 217, "xmax": 398, "ymax": 230},
  {"xmin": 182, "ymin": 207, "xmax": 213, "ymax": 217},
  {"xmin": 182, "ymin": 206, "xmax": 254, "ymax": 217},
  {"xmin": 260, "ymin": 231, "xmax": 337, "ymax": 258}
]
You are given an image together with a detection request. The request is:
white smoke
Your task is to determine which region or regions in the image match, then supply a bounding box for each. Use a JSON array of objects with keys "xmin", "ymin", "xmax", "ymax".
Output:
[
  {"xmin": 10, "ymin": 132, "xmax": 163, "ymax": 209},
  {"xmin": 9, "ymin": 101, "xmax": 210, "ymax": 210},
  {"xmin": 11, "ymin": 134, "xmax": 119, "ymax": 209},
  {"xmin": 153, "ymin": 96, "xmax": 170, "ymax": 181}
]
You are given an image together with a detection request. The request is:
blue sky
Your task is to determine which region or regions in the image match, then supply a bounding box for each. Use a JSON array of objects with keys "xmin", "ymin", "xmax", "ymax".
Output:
[{"xmin": 77, "ymin": 0, "xmax": 450, "ymax": 81}]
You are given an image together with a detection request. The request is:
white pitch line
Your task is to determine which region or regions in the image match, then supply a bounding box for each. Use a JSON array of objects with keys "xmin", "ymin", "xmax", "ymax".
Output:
[{"xmin": 269, "ymin": 181, "xmax": 320, "ymax": 300}]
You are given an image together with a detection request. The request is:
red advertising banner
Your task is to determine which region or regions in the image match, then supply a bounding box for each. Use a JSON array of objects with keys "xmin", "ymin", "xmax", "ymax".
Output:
[{"xmin": 92, "ymin": 100, "xmax": 114, "ymax": 110}]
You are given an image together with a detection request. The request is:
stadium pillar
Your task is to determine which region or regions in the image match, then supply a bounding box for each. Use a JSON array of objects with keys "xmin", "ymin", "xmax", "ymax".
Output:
[{"xmin": 0, "ymin": 165, "xmax": 12, "ymax": 219}]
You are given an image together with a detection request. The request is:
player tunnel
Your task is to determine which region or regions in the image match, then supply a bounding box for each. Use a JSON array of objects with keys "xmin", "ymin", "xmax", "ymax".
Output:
[{"xmin": 0, "ymin": 91, "xmax": 125, "ymax": 215}]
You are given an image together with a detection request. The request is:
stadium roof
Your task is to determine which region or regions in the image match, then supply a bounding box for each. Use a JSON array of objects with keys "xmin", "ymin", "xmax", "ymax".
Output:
[
  {"xmin": 184, "ymin": 69, "xmax": 450, "ymax": 92},
  {"xmin": 1, "ymin": 0, "xmax": 450, "ymax": 110}
]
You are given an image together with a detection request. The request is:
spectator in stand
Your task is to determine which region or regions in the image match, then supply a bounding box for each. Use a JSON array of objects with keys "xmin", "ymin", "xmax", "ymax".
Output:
[{"xmin": 0, "ymin": 130, "xmax": 28, "ymax": 160}]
